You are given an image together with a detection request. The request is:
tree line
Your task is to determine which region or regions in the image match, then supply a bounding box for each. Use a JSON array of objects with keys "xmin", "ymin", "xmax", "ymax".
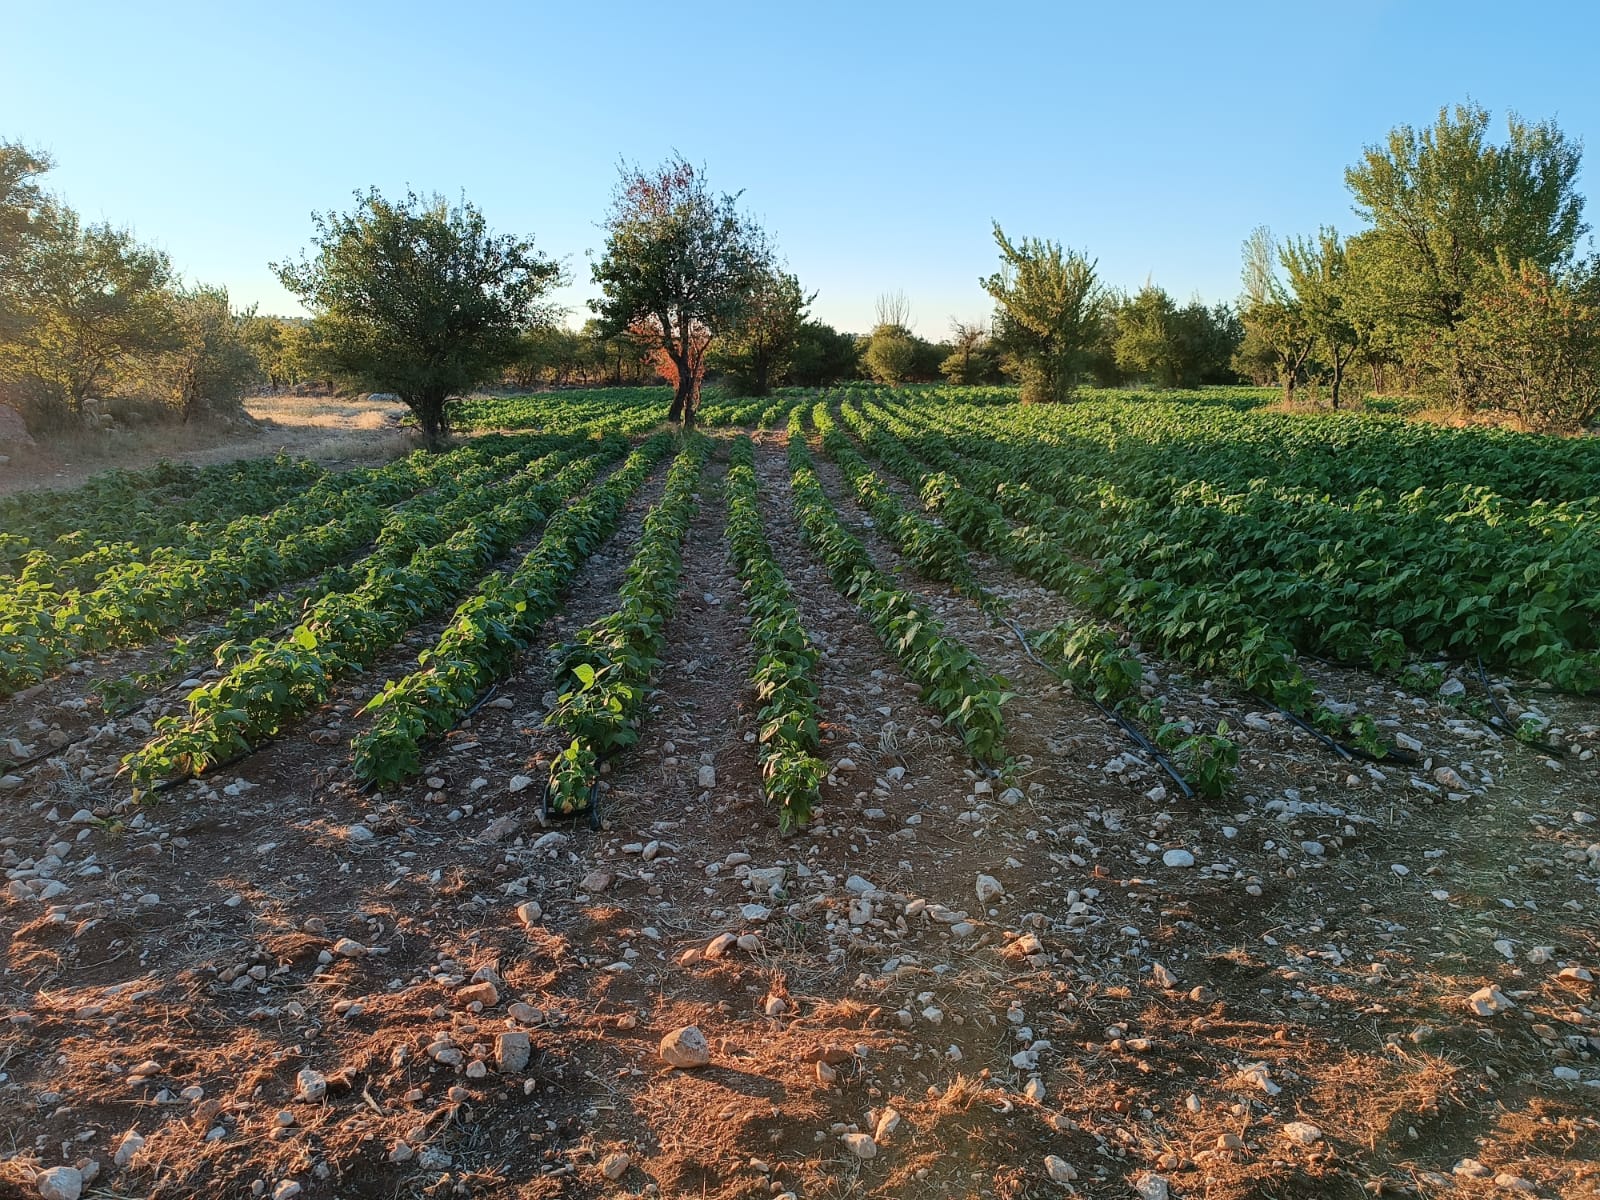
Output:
[
  {"xmin": 0, "ymin": 143, "xmax": 276, "ymax": 433},
  {"xmin": 5, "ymin": 99, "xmax": 1596, "ymax": 445},
  {"xmin": 1236, "ymin": 102, "xmax": 1599, "ymax": 432}
]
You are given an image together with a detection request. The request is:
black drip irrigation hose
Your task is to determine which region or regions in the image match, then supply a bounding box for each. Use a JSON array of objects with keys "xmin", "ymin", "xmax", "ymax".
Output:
[
  {"xmin": 1257, "ymin": 699, "xmax": 1354, "ymax": 761},
  {"xmin": 1476, "ymin": 656, "xmax": 1566, "ymax": 758},
  {"xmin": 539, "ymin": 773, "xmax": 602, "ymax": 831},
  {"xmin": 1002, "ymin": 618, "xmax": 1194, "ymax": 801},
  {"xmin": 150, "ymin": 747, "xmax": 258, "ymax": 793}
]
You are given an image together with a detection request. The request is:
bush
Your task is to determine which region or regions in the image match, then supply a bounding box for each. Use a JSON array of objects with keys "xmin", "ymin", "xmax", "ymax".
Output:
[{"xmin": 1455, "ymin": 259, "xmax": 1600, "ymax": 433}]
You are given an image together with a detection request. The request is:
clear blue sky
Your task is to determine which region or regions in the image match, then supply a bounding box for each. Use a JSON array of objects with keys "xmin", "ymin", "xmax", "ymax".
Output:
[{"xmin": 5, "ymin": 0, "xmax": 1597, "ymax": 336}]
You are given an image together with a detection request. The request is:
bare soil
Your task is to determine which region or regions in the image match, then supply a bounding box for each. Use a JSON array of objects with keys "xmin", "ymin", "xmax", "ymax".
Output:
[
  {"xmin": 1, "ymin": 430, "xmax": 1597, "ymax": 1200},
  {"xmin": 0, "ymin": 395, "xmax": 416, "ymax": 497}
]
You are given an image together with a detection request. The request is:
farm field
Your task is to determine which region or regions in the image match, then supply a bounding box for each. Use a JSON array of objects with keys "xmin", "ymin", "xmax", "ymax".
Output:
[{"xmin": 1, "ymin": 386, "xmax": 1598, "ymax": 1200}]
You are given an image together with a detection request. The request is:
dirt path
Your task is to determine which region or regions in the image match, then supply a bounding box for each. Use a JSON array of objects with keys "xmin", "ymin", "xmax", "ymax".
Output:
[{"xmin": 0, "ymin": 395, "xmax": 415, "ymax": 497}]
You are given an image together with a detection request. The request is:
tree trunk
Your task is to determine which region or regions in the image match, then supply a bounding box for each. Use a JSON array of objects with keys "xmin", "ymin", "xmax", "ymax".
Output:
[
  {"xmin": 1330, "ymin": 359, "xmax": 1345, "ymax": 409},
  {"xmin": 413, "ymin": 394, "xmax": 446, "ymax": 451},
  {"xmin": 677, "ymin": 372, "xmax": 697, "ymax": 428}
]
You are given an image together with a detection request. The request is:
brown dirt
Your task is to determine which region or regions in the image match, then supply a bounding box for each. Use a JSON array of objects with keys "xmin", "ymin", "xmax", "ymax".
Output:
[
  {"xmin": 0, "ymin": 395, "xmax": 416, "ymax": 497},
  {"xmin": 1, "ymin": 429, "xmax": 1597, "ymax": 1200}
]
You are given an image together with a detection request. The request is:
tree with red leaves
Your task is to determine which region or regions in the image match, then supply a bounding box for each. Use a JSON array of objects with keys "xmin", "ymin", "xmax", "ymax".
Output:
[{"xmin": 591, "ymin": 155, "xmax": 771, "ymax": 426}]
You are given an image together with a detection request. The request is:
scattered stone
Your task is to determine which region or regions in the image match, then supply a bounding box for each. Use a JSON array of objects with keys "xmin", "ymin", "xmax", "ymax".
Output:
[
  {"xmin": 1162, "ymin": 849, "xmax": 1195, "ymax": 869},
  {"xmin": 841, "ymin": 1132, "xmax": 877, "ymax": 1159},
  {"xmin": 1023, "ymin": 1077, "xmax": 1047, "ymax": 1103},
  {"xmin": 516, "ymin": 901, "xmax": 543, "ymax": 928},
  {"xmin": 874, "ymin": 1107, "xmax": 901, "ymax": 1142},
  {"xmin": 508, "ymin": 774, "xmax": 534, "ymax": 793},
  {"xmin": 1044, "ymin": 1156, "xmax": 1077, "ymax": 1186},
  {"xmin": 659, "ymin": 1026, "xmax": 711, "ymax": 1068},
  {"xmin": 975, "ymin": 874, "xmax": 1004, "ymax": 904},
  {"xmin": 1493, "ymin": 1174, "xmax": 1537, "ymax": 1193},
  {"xmin": 331, "ymin": 938, "xmax": 366, "ymax": 958},
  {"xmin": 35, "ymin": 1167, "xmax": 82, "ymax": 1200},
  {"xmin": 1134, "ymin": 1173, "xmax": 1170, "ymax": 1200},
  {"xmin": 697, "ymin": 764, "xmax": 717, "ymax": 789},
  {"xmin": 495, "ymin": 1031, "xmax": 531, "ymax": 1072},
  {"xmin": 457, "ymin": 980, "xmax": 500, "ymax": 1008},
  {"xmin": 579, "ymin": 870, "xmax": 613, "ymax": 894},
  {"xmin": 1281, "ymin": 1121, "xmax": 1323, "ymax": 1146},
  {"xmin": 1151, "ymin": 963, "xmax": 1178, "ymax": 989},
  {"xmin": 113, "ymin": 1130, "xmax": 145, "ymax": 1166},
  {"xmin": 295, "ymin": 1068, "xmax": 327, "ymax": 1103},
  {"xmin": 600, "ymin": 1151, "xmax": 630, "ymax": 1181},
  {"xmin": 705, "ymin": 932, "xmax": 738, "ymax": 959},
  {"xmin": 1466, "ymin": 985, "xmax": 1514, "ymax": 1017},
  {"xmin": 273, "ymin": 1183, "xmax": 302, "ymax": 1200}
]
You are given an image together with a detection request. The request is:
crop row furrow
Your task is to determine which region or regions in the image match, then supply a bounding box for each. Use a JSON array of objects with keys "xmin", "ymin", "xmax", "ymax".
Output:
[
  {"xmin": 351, "ymin": 432, "xmax": 677, "ymax": 786},
  {"xmin": 123, "ymin": 446, "xmax": 613, "ymax": 787},
  {"xmin": 725, "ymin": 435, "xmax": 826, "ymax": 830},
  {"xmin": 540, "ymin": 435, "xmax": 713, "ymax": 813}
]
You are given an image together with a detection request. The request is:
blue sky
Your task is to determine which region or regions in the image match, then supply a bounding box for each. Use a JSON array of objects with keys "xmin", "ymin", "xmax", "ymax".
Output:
[{"xmin": 5, "ymin": 1, "xmax": 1597, "ymax": 337}]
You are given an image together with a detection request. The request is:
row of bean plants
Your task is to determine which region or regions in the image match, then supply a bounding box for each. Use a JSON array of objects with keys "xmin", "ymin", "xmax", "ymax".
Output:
[
  {"xmin": 836, "ymin": 399, "xmax": 1247, "ymax": 790},
  {"xmin": 0, "ymin": 438, "xmax": 546, "ymax": 696},
  {"xmin": 852, "ymin": 398, "xmax": 1377, "ymax": 753},
  {"xmin": 455, "ymin": 388, "xmax": 670, "ymax": 436},
  {"xmin": 810, "ymin": 403, "xmax": 986, "ymax": 605},
  {"xmin": 124, "ymin": 447, "xmax": 613, "ymax": 788},
  {"xmin": 850, "ymin": 384, "xmax": 1600, "ymax": 503},
  {"xmin": 541, "ymin": 435, "xmax": 713, "ymax": 813},
  {"xmin": 785, "ymin": 410, "xmax": 1011, "ymax": 765},
  {"xmin": 1, "ymin": 456, "xmax": 327, "ymax": 591},
  {"xmin": 0, "ymin": 455, "xmax": 325, "ymax": 561},
  {"xmin": 350, "ymin": 433, "xmax": 676, "ymax": 785},
  {"xmin": 725, "ymin": 436, "xmax": 826, "ymax": 829},
  {"xmin": 897, "ymin": 398, "xmax": 1600, "ymax": 692}
]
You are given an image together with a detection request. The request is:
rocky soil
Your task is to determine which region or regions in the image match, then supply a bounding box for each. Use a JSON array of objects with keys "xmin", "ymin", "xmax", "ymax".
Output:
[{"xmin": 1, "ymin": 430, "xmax": 1597, "ymax": 1200}]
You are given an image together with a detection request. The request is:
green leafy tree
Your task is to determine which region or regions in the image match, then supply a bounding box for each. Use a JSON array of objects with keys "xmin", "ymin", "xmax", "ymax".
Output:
[
  {"xmin": 789, "ymin": 320, "xmax": 860, "ymax": 386},
  {"xmin": 864, "ymin": 323, "xmax": 918, "ymax": 384},
  {"xmin": 0, "ymin": 141, "xmax": 53, "ymax": 345},
  {"xmin": 591, "ymin": 155, "xmax": 771, "ymax": 426},
  {"xmin": 141, "ymin": 286, "xmax": 261, "ymax": 421},
  {"xmin": 1454, "ymin": 257, "xmax": 1600, "ymax": 433},
  {"xmin": 1237, "ymin": 226, "xmax": 1315, "ymax": 402},
  {"xmin": 0, "ymin": 206, "xmax": 174, "ymax": 419},
  {"xmin": 710, "ymin": 269, "xmax": 811, "ymax": 396},
  {"xmin": 1112, "ymin": 287, "xmax": 1238, "ymax": 388},
  {"xmin": 239, "ymin": 314, "xmax": 315, "ymax": 390},
  {"xmin": 273, "ymin": 188, "xmax": 561, "ymax": 448},
  {"xmin": 1344, "ymin": 101, "xmax": 1587, "ymax": 401},
  {"xmin": 981, "ymin": 223, "xmax": 1099, "ymax": 403},
  {"xmin": 940, "ymin": 319, "xmax": 998, "ymax": 385},
  {"xmin": 1280, "ymin": 228, "xmax": 1364, "ymax": 407}
]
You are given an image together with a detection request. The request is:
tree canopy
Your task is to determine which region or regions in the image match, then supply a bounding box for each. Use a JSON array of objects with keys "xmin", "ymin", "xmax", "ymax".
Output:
[
  {"xmin": 981, "ymin": 223, "xmax": 1100, "ymax": 403},
  {"xmin": 274, "ymin": 188, "xmax": 562, "ymax": 448},
  {"xmin": 591, "ymin": 156, "xmax": 771, "ymax": 425}
]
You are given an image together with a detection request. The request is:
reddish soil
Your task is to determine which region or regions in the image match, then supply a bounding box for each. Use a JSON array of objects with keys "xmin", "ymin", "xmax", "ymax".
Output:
[{"xmin": 1, "ymin": 430, "xmax": 1597, "ymax": 1200}]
